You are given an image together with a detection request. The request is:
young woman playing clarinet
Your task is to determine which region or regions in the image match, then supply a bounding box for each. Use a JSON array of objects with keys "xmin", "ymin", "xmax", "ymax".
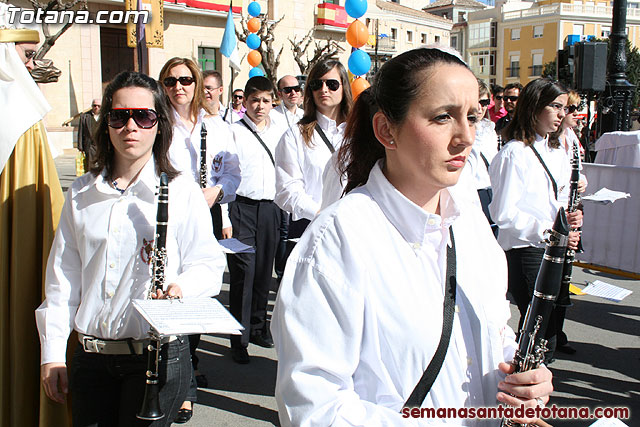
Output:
[
  {"xmin": 36, "ymin": 71, "xmax": 226, "ymax": 426},
  {"xmin": 271, "ymin": 47, "xmax": 552, "ymax": 426},
  {"xmin": 489, "ymin": 78, "xmax": 583, "ymax": 363}
]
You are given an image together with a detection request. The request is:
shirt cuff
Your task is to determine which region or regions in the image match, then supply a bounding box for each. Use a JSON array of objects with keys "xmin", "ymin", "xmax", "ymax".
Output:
[{"xmin": 41, "ymin": 338, "xmax": 70, "ymax": 365}]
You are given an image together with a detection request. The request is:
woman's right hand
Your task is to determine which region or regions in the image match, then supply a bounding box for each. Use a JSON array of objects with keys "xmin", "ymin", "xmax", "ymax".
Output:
[
  {"xmin": 42, "ymin": 362, "xmax": 68, "ymax": 404},
  {"xmin": 568, "ymin": 231, "xmax": 581, "ymax": 251}
]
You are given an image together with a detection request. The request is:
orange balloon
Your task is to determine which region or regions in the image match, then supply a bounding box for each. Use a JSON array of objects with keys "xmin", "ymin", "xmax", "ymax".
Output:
[
  {"xmin": 247, "ymin": 50, "xmax": 262, "ymax": 67},
  {"xmin": 248, "ymin": 17, "xmax": 260, "ymax": 33},
  {"xmin": 346, "ymin": 19, "xmax": 369, "ymax": 49},
  {"xmin": 351, "ymin": 77, "xmax": 370, "ymax": 100}
]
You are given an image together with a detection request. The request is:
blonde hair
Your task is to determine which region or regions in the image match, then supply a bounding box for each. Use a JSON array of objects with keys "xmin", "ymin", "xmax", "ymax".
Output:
[{"xmin": 159, "ymin": 57, "xmax": 213, "ymax": 122}]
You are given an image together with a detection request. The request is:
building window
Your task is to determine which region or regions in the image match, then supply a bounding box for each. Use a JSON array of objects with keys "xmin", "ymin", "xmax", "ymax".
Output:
[
  {"xmin": 458, "ymin": 12, "xmax": 466, "ymax": 22},
  {"xmin": 391, "ymin": 28, "xmax": 397, "ymax": 41},
  {"xmin": 573, "ymin": 24, "xmax": 584, "ymax": 36},
  {"xmin": 407, "ymin": 30, "xmax": 413, "ymax": 43},
  {"xmin": 533, "ymin": 25, "xmax": 544, "ymax": 38},
  {"xmin": 421, "ymin": 33, "xmax": 427, "ymax": 44},
  {"xmin": 470, "ymin": 50, "xmax": 491, "ymax": 75},
  {"xmin": 601, "ymin": 26, "xmax": 611, "ymax": 38},
  {"xmin": 508, "ymin": 55, "xmax": 520, "ymax": 78},
  {"xmin": 434, "ymin": 35, "xmax": 440, "ymax": 43},
  {"xmin": 511, "ymin": 28, "xmax": 520, "ymax": 40},
  {"xmin": 469, "ymin": 21, "xmax": 491, "ymax": 49},
  {"xmin": 451, "ymin": 35, "xmax": 458, "ymax": 50},
  {"xmin": 531, "ymin": 53, "xmax": 543, "ymax": 76},
  {"xmin": 198, "ymin": 47, "xmax": 217, "ymax": 71},
  {"xmin": 442, "ymin": 12, "xmax": 449, "ymax": 19}
]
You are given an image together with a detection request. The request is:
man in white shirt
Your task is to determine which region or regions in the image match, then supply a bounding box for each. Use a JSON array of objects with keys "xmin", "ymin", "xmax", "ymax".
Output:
[
  {"xmin": 271, "ymin": 75, "xmax": 304, "ymax": 129},
  {"xmin": 203, "ymin": 70, "xmax": 226, "ymax": 119},
  {"xmin": 270, "ymin": 75, "xmax": 304, "ymax": 283},
  {"xmin": 227, "ymin": 77, "xmax": 287, "ymax": 363}
]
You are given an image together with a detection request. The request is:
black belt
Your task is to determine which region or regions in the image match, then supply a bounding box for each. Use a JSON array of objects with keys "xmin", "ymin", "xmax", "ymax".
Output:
[{"xmin": 235, "ymin": 195, "xmax": 274, "ymax": 205}]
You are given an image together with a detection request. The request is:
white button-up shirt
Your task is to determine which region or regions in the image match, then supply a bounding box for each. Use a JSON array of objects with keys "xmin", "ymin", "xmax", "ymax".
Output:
[
  {"xmin": 489, "ymin": 135, "xmax": 571, "ymax": 251},
  {"xmin": 466, "ymin": 119, "xmax": 498, "ymax": 190},
  {"xmin": 35, "ymin": 158, "xmax": 227, "ymax": 364},
  {"xmin": 168, "ymin": 108, "xmax": 240, "ymax": 204},
  {"xmin": 270, "ymin": 103, "xmax": 303, "ymax": 130},
  {"xmin": 275, "ymin": 112, "xmax": 346, "ymax": 220},
  {"xmin": 272, "ymin": 160, "xmax": 516, "ymax": 426},
  {"xmin": 230, "ymin": 116, "xmax": 287, "ymax": 200}
]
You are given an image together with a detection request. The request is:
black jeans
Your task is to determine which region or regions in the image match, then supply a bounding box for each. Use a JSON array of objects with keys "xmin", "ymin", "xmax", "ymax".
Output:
[
  {"xmin": 506, "ymin": 247, "xmax": 557, "ymax": 361},
  {"xmin": 70, "ymin": 336, "xmax": 190, "ymax": 427}
]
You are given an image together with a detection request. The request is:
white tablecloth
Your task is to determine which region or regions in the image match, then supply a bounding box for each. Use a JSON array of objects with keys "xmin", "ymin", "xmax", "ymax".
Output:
[
  {"xmin": 575, "ymin": 163, "xmax": 640, "ymax": 274},
  {"xmin": 594, "ymin": 131, "xmax": 640, "ymax": 167}
]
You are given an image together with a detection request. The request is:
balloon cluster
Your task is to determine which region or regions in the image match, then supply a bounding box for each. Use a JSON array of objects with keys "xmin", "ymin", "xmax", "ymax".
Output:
[
  {"xmin": 345, "ymin": 0, "xmax": 371, "ymax": 99},
  {"xmin": 246, "ymin": 1, "xmax": 264, "ymax": 78}
]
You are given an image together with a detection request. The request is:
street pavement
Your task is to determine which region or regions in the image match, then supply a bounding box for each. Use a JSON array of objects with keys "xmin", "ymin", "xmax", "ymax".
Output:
[{"xmin": 55, "ymin": 153, "xmax": 638, "ymax": 427}]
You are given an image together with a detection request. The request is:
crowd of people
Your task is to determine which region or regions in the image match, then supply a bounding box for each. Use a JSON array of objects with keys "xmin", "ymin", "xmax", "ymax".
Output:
[{"xmin": 2, "ymin": 14, "xmax": 588, "ymax": 424}]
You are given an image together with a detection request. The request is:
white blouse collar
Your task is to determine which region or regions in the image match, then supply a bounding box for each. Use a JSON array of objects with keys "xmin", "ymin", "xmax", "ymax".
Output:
[{"xmin": 364, "ymin": 159, "xmax": 461, "ymax": 245}]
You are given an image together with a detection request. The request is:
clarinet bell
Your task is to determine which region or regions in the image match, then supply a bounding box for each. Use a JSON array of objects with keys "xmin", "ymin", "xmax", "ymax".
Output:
[{"xmin": 136, "ymin": 381, "xmax": 165, "ymax": 420}]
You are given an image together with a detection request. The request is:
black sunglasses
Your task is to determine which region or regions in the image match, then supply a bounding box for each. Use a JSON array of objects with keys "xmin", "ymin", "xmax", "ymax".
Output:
[
  {"xmin": 233, "ymin": 94, "xmax": 244, "ymax": 99},
  {"xmin": 107, "ymin": 108, "xmax": 159, "ymax": 129},
  {"xmin": 479, "ymin": 99, "xmax": 491, "ymax": 107},
  {"xmin": 163, "ymin": 76, "xmax": 195, "ymax": 87},
  {"xmin": 281, "ymin": 85, "xmax": 301, "ymax": 94},
  {"xmin": 309, "ymin": 79, "xmax": 341, "ymax": 92},
  {"xmin": 504, "ymin": 96, "xmax": 519, "ymax": 102},
  {"xmin": 566, "ymin": 105, "xmax": 579, "ymax": 114}
]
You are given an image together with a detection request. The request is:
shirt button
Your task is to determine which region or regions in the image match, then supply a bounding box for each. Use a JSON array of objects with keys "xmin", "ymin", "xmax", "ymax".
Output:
[
  {"xmin": 467, "ymin": 357, "xmax": 473, "ymax": 366},
  {"xmin": 109, "ymin": 263, "xmax": 116, "ymax": 268},
  {"xmin": 113, "ymin": 228, "xmax": 119, "ymax": 233},
  {"xmin": 412, "ymin": 243, "xmax": 421, "ymax": 250},
  {"xmin": 427, "ymin": 219, "xmax": 436, "ymax": 226},
  {"xmin": 455, "ymin": 305, "xmax": 460, "ymax": 313},
  {"xmin": 102, "ymin": 322, "xmax": 108, "ymax": 327},
  {"xmin": 107, "ymin": 291, "xmax": 114, "ymax": 298}
]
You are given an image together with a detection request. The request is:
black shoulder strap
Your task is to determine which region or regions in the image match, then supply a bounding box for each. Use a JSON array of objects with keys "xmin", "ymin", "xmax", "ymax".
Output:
[
  {"xmin": 480, "ymin": 152, "xmax": 490, "ymax": 170},
  {"xmin": 223, "ymin": 106, "xmax": 229, "ymax": 122},
  {"xmin": 314, "ymin": 124, "xmax": 335, "ymax": 154},
  {"xmin": 530, "ymin": 145, "xmax": 558, "ymax": 200},
  {"xmin": 240, "ymin": 119, "xmax": 275, "ymax": 166},
  {"xmin": 404, "ymin": 227, "xmax": 457, "ymax": 409}
]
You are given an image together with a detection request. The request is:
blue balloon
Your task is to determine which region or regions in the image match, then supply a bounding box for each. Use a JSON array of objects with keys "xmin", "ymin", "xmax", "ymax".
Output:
[
  {"xmin": 249, "ymin": 67, "xmax": 265, "ymax": 78},
  {"xmin": 345, "ymin": 0, "xmax": 367, "ymax": 19},
  {"xmin": 348, "ymin": 49, "xmax": 371, "ymax": 76},
  {"xmin": 248, "ymin": 1, "xmax": 261, "ymax": 17},
  {"xmin": 246, "ymin": 33, "xmax": 261, "ymax": 50}
]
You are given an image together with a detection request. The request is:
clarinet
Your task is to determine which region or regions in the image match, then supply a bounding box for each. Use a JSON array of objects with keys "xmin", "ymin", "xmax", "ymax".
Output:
[
  {"xmin": 558, "ymin": 140, "xmax": 581, "ymax": 307},
  {"xmin": 137, "ymin": 172, "xmax": 169, "ymax": 421},
  {"xmin": 200, "ymin": 122, "xmax": 207, "ymax": 189},
  {"xmin": 501, "ymin": 208, "xmax": 570, "ymax": 427}
]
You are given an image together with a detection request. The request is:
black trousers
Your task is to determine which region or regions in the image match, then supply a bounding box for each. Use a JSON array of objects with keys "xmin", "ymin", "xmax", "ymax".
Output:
[
  {"xmin": 506, "ymin": 247, "xmax": 558, "ymax": 362},
  {"xmin": 69, "ymin": 337, "xmax": 190, "ymax": 427},
  {"xmin": 227, "ymin": 196, "xmax": 280, "ymax": 347}
]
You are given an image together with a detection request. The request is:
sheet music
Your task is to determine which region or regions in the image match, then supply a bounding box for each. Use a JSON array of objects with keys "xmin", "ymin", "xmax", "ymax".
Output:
[
  {"xmin": 581, "ymin": 187, "xmax": 631, "ymax": 205},
  {"xmin": 218, "ymin": 238, "xmax": 255, "ymax": 254},
  {"xmin": 581, "ymin": 280, "xmax": 633, "ymax": 302},
  {"xmin": 132, "ymin": 298, "xmax": 243, "ymax": 335}
]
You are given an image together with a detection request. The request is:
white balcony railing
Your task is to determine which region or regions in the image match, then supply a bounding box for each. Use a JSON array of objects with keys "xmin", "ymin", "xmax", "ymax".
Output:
[{"xmin": 503, "ymin": 3, "xmax": 640, "ymax": 20}]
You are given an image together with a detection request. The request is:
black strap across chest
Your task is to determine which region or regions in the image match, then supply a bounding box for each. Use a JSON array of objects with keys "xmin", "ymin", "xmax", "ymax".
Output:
[
  {"xmin": 530, "ymin": 145, "xmax": 558, "ymax": 200},
  {"xmin": 240, "ymin": 119, "xmax": 275, "ymax": 166},
  {"xmin": 403, "ymin": 227, "xmax": 457, "ymax": 409},
  {"xmin": 314, "ymin": 124, "xmax": 335, "ymax": 154},
  {"xmin": 480, "ymin": 152, "xmax": 490, "ymax": 170}
]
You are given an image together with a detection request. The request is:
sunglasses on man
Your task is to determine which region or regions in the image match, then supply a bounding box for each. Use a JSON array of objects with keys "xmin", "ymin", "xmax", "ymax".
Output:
[
  {"xmin": 503, "ymin": 96, "xmax": 519, "ymax": 102},
  {"xmin": 233, "ymin": 94, "xmax": 244, "ymax": 100},
  {"xmin": 107, "ymin": 108, "xmax": 159, "ymax": 129},
  {"xmin": 565, "ymin": 105, "xmax": 579, "ymax": 114},
  {"xmin": 281, "ymin": 85, "xmax": 301, "ymax": 94},
  {"xmin": 163, "ymin": 76, "xmax": 195, "ymax": 87},
  {"xmin": 494, "ymin": 95, "xmax": 504, "ymax": 100},
  {"xmin": 308, "ymin": 79, "xmax": 341, "ymax": 92},
  {"xmin": 479, "ymin": 99, "xmax": 491, "ymax": 107}
]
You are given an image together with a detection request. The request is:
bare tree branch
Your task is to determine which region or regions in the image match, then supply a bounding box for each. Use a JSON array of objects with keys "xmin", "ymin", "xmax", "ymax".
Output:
[
  {"xmin": 288, "ymin": 30, "xmax": 343, "ymax": 76},
  {"xmin": 237, "ymin": 14, "xmax": 285, "ymax": 89}
]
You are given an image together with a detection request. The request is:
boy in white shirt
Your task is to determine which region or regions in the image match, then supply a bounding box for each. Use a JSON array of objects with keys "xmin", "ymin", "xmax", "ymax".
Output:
[{"xmin": 227, "ymin": 77, "xmax": 287, "ymax": 363}]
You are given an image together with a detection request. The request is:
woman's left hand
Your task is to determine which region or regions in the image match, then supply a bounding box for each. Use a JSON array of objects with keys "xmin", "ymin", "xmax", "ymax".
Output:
[
  {"xmin": 150, "ymin": 283, "xmax": 183, "ymax": 299},
  {"xmin": 496, "ymin": 362, "xmax": 553, "ymax": 424},
  {"xmin": 577, "ymin": 179, "xmax": 587, "ymax": 194}
]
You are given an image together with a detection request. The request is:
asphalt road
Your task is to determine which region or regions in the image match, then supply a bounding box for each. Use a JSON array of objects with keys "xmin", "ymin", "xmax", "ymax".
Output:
[{"xmin": 55, "ymin": 153, "xmax": 638, "ymax": 427}]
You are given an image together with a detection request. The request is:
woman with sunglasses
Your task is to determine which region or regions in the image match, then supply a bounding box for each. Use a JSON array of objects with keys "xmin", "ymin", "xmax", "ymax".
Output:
[
  {"xmin": 159, "ymin": 57, "xmax": 239, "ymax": 422},
  {"xmin": 489, "ymin": 78, "xmax": 583, "ymax": 363},
  {"xmin": 272, "ymin": 47, "xmax": 553, "ymax": 426},
  {"xmin": 466, "ymin": 78, "xmax": 499, "ymax": 236},
  {"xmin": 274, "ymin": 59, "xmax": 353, "ymax": 239},
  {"xmin": 37, "ymin": 71, "xmax": 226, "ymax": 426}
]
